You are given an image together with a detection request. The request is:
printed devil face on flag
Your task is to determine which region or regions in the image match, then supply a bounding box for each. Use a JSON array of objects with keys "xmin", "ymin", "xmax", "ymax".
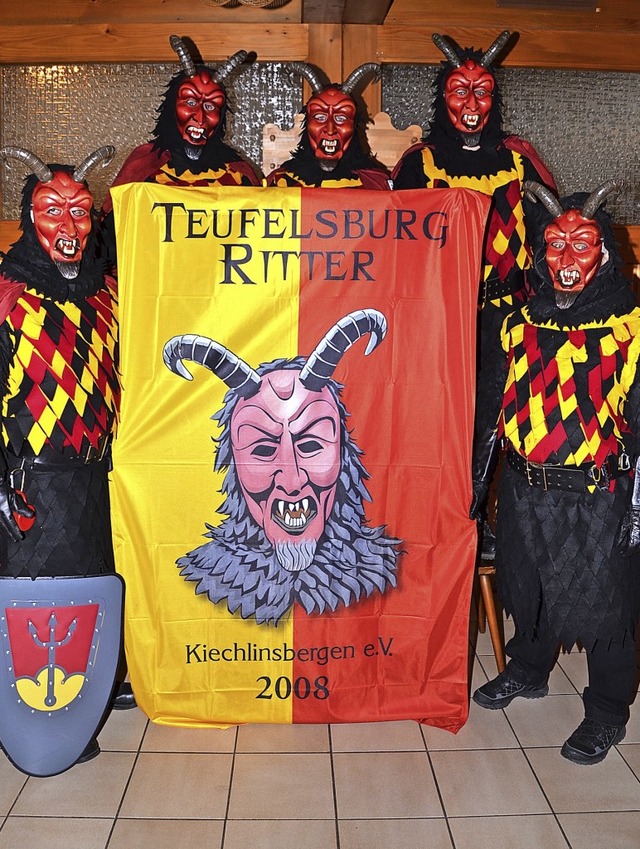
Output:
[{"xmin": 163, "ymin": 310, "xmax": 402, "ymax": 626}]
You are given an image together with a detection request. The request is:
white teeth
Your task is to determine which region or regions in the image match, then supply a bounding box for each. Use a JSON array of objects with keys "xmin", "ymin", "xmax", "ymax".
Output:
[
  {"xmin": 56, "ymin": 238, "xmax": 78, "ymax": 256},
  {"xmin": 463, "ymin": 114, "xmax": 480, "ymax": 127},
  {"xmin": 275, "ymin": 498, "xmax": 312, "ymax": 529},
  {"xmin": 559, "ymin": 269, "xmax": 581, "ymax": 288},
  {"xmin": 321, "ymin": 139, "xmax": 338, "ymax": 153}
]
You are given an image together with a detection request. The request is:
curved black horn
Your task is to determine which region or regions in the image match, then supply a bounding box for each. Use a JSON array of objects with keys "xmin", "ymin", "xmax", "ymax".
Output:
[
  {"xmin": 432, "ymin": 33, "xmax": 462, "ymax": 68},
  {"xmin": 581, "ymin": 179, "xmax": 622, "ymax": 220},
  {"xmin": 299, "ymin": 309, "xmax": 387, "ymax": 392},
  {"xmin": 212, "ymin": 50, "xmax": 249, "ymax": 83},
  {"xmin": 170, "ymin": 35, "xmax": 197, "ymax": 77},
  {"xmin": 290, "ymin": 61, "xmax": 325, "ymax": 95},
  {"xmin": 523, "ymin": 180, "xmax": 564, "ymax": 218},
  {"xmin": 342, "ymin": 63, "xmax": 381, "ymax": 95},
  {"xmin": 480, "ymin": 30, "xmax": 511, "ymax": 67},
  {"xmin": 73, "ymin": 145, "xmax": 116, "ymax": 183},
  {"xmin": 163, "ymin": 334, "xmax": 260, "ymax": 394},
  {"xmin": 0, "ymin": 146, "xmax": 53, "ymax": 183}
]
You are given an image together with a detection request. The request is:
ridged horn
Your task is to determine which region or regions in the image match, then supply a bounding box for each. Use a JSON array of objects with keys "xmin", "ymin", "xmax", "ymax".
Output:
[
  {"xmin": 212, "ymin": 50, "xmax": 248, "ymax": 83},
  {"xmin": 480, "ymin": 30, "xmax": 511, "ymax": 67},
  {"xmin": 290, "ymin": 61, "xmax": 325, "ymax": 95},
  {"xmin": 170, "ymin": 35, "xmax": 196, "ymax": 77},
  {"xmin": 299, "ymin": 309, "xmax": 387, "ymax": 392},
  {"xmin": 73, "ymin": 145, "xmax": 116, "ymax": 183},
  {"xmin": 0, "ymin": 146, "xmax": 53, "ymax": 183},
  {"xmin": 523, "ymin": 180, "xmax": 564, "ymax": 218},
  {"xmin": 432, "ymin": 33, "xmax": 463, "ymax": 68},
  {"xmin": 342, "ymin": 63, "xmax": 381, "ymax": 95},
  {"xmin": 163, "ymin": 334, "xmax": 261, "ymax": 394},
  {"xmin": 581, "ymin": 179, "xmax": 622, "ymax": 220}
]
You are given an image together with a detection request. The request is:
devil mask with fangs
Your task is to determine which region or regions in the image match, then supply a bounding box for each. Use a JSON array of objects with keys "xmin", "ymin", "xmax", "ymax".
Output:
[
  {"xmin": 152, "ymin": 35, "xmax": 249, "ymax": 170},
  {"xmin": 0, "ymin": 145, "xmax": 114, "ymax": 300},
  {"xmin": 524, "ymin": 179, "xmax": 634, "ymax": 322}
]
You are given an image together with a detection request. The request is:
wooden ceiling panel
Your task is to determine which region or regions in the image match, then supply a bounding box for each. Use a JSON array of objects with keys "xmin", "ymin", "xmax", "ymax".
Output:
[{"xmin": 302, "ymin": 0, "xmax": 393, "ymax": 24}]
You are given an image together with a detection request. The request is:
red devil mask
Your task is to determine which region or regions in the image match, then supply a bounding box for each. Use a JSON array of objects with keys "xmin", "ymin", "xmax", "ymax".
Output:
[
  {"xmin": 31, "ymin": 172, "xmax": 93, "ymax": 265},
  {"xmin": 175, "ymin": 69, "xmax": 226, "ymax": 148},
  {"xmin": 306, "ymin": 86, "xmax": 357, "ymax": 166},
  {"xmin": 544, "ymin": 209, "xmax": 604, "ymax": 299},
  {"xmin": 231, "ymin": 370, "xmax": 341, "ymax": 550},
  {"xmin": 444, "ymin": 61, "xmax": 494, "ymax": 136}
]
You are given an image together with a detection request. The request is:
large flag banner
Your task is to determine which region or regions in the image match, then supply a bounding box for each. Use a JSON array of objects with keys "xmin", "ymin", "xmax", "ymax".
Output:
[{"xmin": 111, "ymin": 184, "xmax": 490, "ymax": 730}]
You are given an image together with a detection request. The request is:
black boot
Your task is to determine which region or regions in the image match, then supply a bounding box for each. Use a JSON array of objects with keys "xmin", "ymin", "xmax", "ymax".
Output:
[
  {"xmin": 76, "ymin": 738, "xmax": 100, "ymax": 764},
  {"xmin": 473, "ymin": 668, "xmax": 548, "ymax": 710},
  {"xmin": 561, "ymin": 718, "xmax": 626, "ymax": 765},
  {"xmin": 112, "ymin": 681, "xmax": 137, "ymax": 710}
]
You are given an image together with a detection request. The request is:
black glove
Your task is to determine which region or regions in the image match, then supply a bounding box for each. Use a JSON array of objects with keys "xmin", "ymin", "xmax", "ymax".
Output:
[
  {"xmin": 469, "ymin": 429, "xmax": 498, "ymax": 521},
  {"xmin": 614, "ymin": 506, "xmax": 640, "ymax": 557},
  {"xmin": 469, "ymin": 479, "xmax": 489, "ymax": 521},
  {"xmin": 0, "ymin": 476, "xmax": 29, "ymax": 543}
]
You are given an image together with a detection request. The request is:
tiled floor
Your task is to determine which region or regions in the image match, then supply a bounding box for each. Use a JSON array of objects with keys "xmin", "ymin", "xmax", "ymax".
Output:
[{"xmin": 2, "ymin": 616, "xmax": 640, "ymax": 849}]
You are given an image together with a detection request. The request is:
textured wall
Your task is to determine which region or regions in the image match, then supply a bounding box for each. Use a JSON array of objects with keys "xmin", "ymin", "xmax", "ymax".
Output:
[
  {"xmin": 382, "ymin": 64, "xmax": 640, "ymax": 224},
  {"xmin": 0, "ymin": 61, "xmax": 302, "ymax": 217},
  {"xmin": 1, "ymin": 62, "xmax": 638, "ymax": 224}
]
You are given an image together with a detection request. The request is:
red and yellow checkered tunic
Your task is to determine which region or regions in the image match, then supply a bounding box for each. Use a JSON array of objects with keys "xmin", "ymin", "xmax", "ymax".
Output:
[
  {"xmin": 499, "ymin": 306, "xmax": 640, "ymax": 471},
  {"xmin": 2, "ymin": 278, "xmax": 119, "ymax": 458}
]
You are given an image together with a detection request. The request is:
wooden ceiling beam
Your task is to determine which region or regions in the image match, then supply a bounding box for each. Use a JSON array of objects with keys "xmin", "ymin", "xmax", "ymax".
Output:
[
  {"xmin": 0, "ymin": 23, "xmax": 309, "ymax": 64},
  {"xmin": 302, "ymin": 0, "xmax": 393, "ymax": 24}
]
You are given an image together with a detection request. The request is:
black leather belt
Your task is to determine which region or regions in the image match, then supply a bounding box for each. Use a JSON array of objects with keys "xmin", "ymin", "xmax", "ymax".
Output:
[
  {"xmin": 482, "ymin": 273, "xmax": 525, "ymax": 305},
  {"xmin": 6, "ymin": 434, "xmax": 111, "ymax": 469},
  {"xmin": 507, "ymin": 448, "xmax": 631, "ymax": 492}
]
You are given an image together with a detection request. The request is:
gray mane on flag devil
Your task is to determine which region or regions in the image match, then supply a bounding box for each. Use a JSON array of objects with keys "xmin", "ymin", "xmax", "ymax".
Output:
[{"xmin": 163, "ymin": 308, "xmax": 402, "ymax": 625}]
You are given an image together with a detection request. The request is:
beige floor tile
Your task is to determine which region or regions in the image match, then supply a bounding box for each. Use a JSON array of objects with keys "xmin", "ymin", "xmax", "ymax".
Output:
[
  {"xmin": 333, "ymin": 751, "xmax": 442, "ymax": 819},
  {"xmin": 141, "ymin": 722, "xmax": 236, "ymax": 752},
  {"xmin": 109, "ymin": 818, "xmax": 224, "ymax": 849},
  {"xmin": 331, "ymin": 720, "xmax": 426, "ymax": 752},
  {"xmin": 557, "ymin": 650, "xmax": 589, "ymax": 693},
  {"xmin": 525, "ymin": 746, "xmax": 640, "ymax": 813},
  {"xmin": 618, "ymin": 742, "xmax": 640, "ymax": 777},
  {"xmin": 470, "ymin": 655, "xmax": 489, "ymax": 691},
  {"xmin": 422, "ymin": 698, "xmax": 520, "ymax": 751},
  {"xmin": 0, "ymin": 816, "xmax": 113, "ymax": 849},
  {"xmin": 98, "ymin": 706, "xmax": 148, "ymax": 751},
  {"xmin": 449, "ymin": 814, "xmax": 568, "ymax": 849},
  {"xmin": 236, "ymin": 722, "xmax": 329, "ymax": 753},
  {"xmin": 621, "ymin": 704, "xmax": 640, "ymax": 744},
  {"xmin": 473, "ymin": 624, "xmax": 504, "ymax": 658},
  {"xmin": 228, "ymin": 753, "xmax": 334, "ymax": 819},
  {"xmin": 429, "ymin": 749, "xmax": 551, "ymax": 817},
  {"xmin": 11, "ymin": 752, "xmax": 136, "ymax": 818},
  {"xmin": 119, "ymin": 752, "xmax": 232, "ymax": 818},
  {"xmin": 506, "ymin": 693, "xmax": 584, "ymax": 748},
  {"xmin": 0, "ymin": 756, "xmax": 28, "ymax": 816},
  {"xmin": 224, "ymin": 819, "xmax": 337, "ymax": 849},
  {"xmin": 558, "ymin": 811, "xmax": 640, "ymax": 849},
  {"xmin": 339, "ymin": 817, "xmax": 453, "ymax": 849}
]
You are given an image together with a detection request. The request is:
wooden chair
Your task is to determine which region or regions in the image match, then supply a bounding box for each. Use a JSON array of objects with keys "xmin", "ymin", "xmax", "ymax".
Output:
[
  {"xmin": 262, "ymin": 111, "xmax": 423, "ymax": 175},
  {"xmin": 477, "ymin": 561, "xmax": 506, "ymax": 672}
]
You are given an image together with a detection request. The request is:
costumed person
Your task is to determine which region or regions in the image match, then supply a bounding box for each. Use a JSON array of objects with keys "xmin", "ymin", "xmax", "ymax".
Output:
[
  {"xmin": 470, "ymin": 178, "xmax": 640, "ymax": 765},
  {"xmin": 392, "ymin": 30, "xmax": 557, "ymax": 557},
  {"xmin": 266, "ymin": 62, "xmax": 391, "ymax": 189},
  {"xmin": 101, "ymin": 35, "xmax": 261, "ymax": 261},
  {"xmin": 0, "ymin": 145, "xmax": 132, "ymax": 767}
]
